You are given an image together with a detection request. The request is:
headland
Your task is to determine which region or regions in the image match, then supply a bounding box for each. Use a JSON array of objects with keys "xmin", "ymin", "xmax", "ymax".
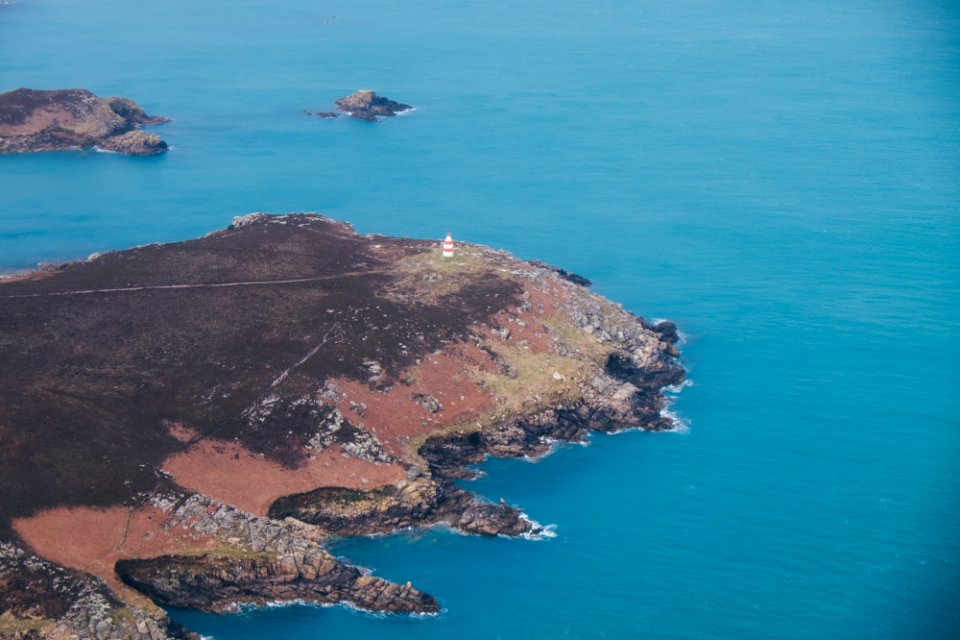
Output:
[{"xmin": 0, "ymin": 214, "xmax": 682, "ymax": 639}]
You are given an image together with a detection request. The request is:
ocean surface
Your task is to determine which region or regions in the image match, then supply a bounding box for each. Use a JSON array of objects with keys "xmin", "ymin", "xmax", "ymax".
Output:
[{"xmin": 2, "ymin": 0, "xmax": 958, "ymax": 638}]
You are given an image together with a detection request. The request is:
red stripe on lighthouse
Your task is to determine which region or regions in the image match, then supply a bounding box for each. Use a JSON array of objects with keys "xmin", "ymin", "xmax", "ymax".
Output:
[{"xmin": 442, "ymin": 232, "xmax": 454, "ymax": 257}]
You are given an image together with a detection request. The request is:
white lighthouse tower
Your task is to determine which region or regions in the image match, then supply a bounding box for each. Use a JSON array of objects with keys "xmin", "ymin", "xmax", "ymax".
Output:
[{"xmin": 442, "ymin": 232, "xmax": 454, "ymax": 258}]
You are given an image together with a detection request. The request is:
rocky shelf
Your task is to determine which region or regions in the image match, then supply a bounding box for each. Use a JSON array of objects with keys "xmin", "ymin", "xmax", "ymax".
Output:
[
  {"xmin": 0, "ymin": 88, "xmax": 170, "ymax": 156},
  {"xmin": 0, "ymin": 214, "xmax": 683, "ymax": 639}
]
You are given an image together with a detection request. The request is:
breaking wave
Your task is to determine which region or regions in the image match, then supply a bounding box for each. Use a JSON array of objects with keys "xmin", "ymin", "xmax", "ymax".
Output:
[
  {"xmin": 518, "ymin": 512, "xmax": 557, "ymax": 540},
  {"xmin": 659, "ymin": 400, "xmax": 690, "ymax": 433},
  {"xmin": 664, "ymin": 378, "xmax": 693, "ymax": 394},
  {"xmin": 235, "ymin": 598, "xmax": 440, "ymax": 619}
]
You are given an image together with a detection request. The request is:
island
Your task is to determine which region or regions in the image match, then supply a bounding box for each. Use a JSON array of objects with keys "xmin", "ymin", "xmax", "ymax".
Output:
[
  {"xmin": 0, "ymin": 88, "xmax": 170, "ymax": 156},
  {"xmin": 0, "ymin": 214, "xmax": 683, "ymax": 639},
  {"xmin": 335, "ymin": 90, "xmax": 412, "ymax": 121},
  {"xmin": 307, "ymin": 90, "xmax": 412, "ymax": 122}
]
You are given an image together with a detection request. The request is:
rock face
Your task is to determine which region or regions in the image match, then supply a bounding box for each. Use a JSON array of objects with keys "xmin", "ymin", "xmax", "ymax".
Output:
[
  {"xmin": 0, "ymin": 542, "xmax": 192, "ymax": 640},
  {"xmin": 114, "ymin": 493, "xmax": 439, "ymax": 615},
  {"xmin": 0, "ymin": 88, "xmax": 170, "ymax": 155},
  {"xmin": 334, "ymin": 90, "xmax": 412, "ymax": 121},
  {"xmin": 0, "ymin": 213, "xmax": 683, "ymax": 638},
  {"xmin": 269, "ymin": 473, "xmax": 534, "ymax": 538}
]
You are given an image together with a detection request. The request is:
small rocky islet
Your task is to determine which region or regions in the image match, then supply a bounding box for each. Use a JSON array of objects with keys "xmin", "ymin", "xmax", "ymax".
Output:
[
  {"xmin": 0, "ymin": 88, "xmax": 169, "ymax": 156},
  {"xmin": 306, "ymin": 89, "xmax": 413, "ymax": 121},
  {"xmin": 0, "ymin": 213, "xmax": 682, "ymax": 639}
]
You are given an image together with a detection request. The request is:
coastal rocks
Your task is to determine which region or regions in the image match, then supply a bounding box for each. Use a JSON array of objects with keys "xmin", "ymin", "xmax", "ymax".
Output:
[
  {"xmin": 417, "ymin": 368, "xmax": 682, "ymax": 483},
  {"xmin": 334, "ymin": 90, "xmax": 412, "ymax": 121},
  {"xmin": 455, "ymin": 499, "xmax": 532, "ymax": 537},
  {"xmin": 529, "ymin": 260, "xmax": 593, "ymax": 288},
  {"xmin": 0, "ymin": 542, "xmax": 189, "ymax": 640},
  {"xmin": 268, "ymin": 473, "xmax": 533, "ymax": 538},
  {"xmin": 116, "ymin": 550, "xmax": 437, "ymax": 615},
  {"xmin": 94, "ymin": 129, "xmax": 167, "ymax": 155},
  {"xmin": 113, "ymin": 491, "xmax": 439, "ymax": 615},
  {"xmin": 268, "ymin": 474, "xmax": 440, "ymax": 535},
  {"xmin": 0, "ymin": 88, "xmax": 170, "ymax": 155},
  {"xmin": 241, "ymin": 393, "xmax": 393, "ymax": 464}
]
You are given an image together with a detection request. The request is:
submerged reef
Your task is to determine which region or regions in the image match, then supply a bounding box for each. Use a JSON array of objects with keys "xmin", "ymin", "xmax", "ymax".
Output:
[{"xmin": 0, "ymin": 213, "xmax": 682, "ymax": 638}]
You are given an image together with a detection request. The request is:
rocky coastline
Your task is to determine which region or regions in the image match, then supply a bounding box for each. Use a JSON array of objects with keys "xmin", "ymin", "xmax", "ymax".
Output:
[
  {"xmin": 0, "ymin": 88, "xmax": 169, "ymax": 156},
  {"xmin": 0, "ymin": 214, "xmax": 683, "ymax": 639}
]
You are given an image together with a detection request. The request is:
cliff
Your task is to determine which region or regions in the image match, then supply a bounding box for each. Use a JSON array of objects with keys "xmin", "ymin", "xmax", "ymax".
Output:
[
  {"xmin": 0, "ymin": 88, "xmax": 169, "ymax": 155},
  {"xmin": 0, "ymin": 214, "xmax": 683, "ymax": 638}
]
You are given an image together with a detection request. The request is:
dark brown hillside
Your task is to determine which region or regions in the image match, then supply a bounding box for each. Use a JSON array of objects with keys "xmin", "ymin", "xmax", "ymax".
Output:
[
  {"xmin": 0, "ymin": 214, "xmax": 519, "ymax": 534},
  {"xmin": 0, "ymin": 213, "xmax": 682, "ymax": 637}
]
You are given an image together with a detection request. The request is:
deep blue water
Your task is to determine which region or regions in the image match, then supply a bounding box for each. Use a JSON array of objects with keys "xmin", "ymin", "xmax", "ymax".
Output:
[{"xmin": 2, "ymin": 0, "xmax": 959, "ymax": 638}]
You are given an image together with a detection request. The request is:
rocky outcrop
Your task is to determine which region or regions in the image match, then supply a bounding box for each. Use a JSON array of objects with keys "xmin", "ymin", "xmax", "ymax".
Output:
[
  {"xmin": 241, "ymin": 392, "xmax": 394, "ymax": 464},
  {"xmin": 334, "ymin": 90, "xmax": 412, "ymax": 121},
  {"xmin": 116, "ymin": 551, "xmax": 437, "ymax": 615},
  {"xmin": 94, "ymin": 130, "xmax": 168, "ymax": 155},
  {"xmin": 269, "ymin": 473, "xmax": 534, "ymax": 538},
  {"xmin": 0, "ymin": 490, "xmax": 440, "ymax": 638},
  {"xmin": 0, "ymin": 88, "xmax": 169, "ymax": 155},
  {"xmin": 0, "ymin": 542, "xmax": 192, "ymax": 640},
  {"xmin": 112, "ymin": 492, "xmax": 438, "ymax": 615}
]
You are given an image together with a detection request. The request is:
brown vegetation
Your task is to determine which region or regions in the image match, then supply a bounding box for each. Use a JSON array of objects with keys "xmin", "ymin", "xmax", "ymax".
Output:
[{"xmin": 163, "ymin": 439, "xmax": 406, "ymax": 515}]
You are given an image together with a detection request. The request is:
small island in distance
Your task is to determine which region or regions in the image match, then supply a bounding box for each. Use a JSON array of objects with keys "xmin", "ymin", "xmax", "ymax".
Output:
[
  {"xmin": 306, "ymin": 90, "xmax": 413, "ymax": 121},
  {"xmin": 0, "ymin": 214, "xmax": 682, "ymax": 639},
  {"xmin": 0, "ymin": 88, "xmax": 169, "ymax": 155}
]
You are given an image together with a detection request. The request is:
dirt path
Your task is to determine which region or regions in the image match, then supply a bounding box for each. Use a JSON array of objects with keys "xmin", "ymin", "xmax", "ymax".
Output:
[
  {"xmin": 269, "ymin": 322, "xmax": 340, "ymax": 389},
  {"xmin": 0, "ymin": 271, "xmax": 384, "ymax": 299}
]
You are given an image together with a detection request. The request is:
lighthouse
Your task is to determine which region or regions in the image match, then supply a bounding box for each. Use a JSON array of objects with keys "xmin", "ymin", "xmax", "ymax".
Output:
[{"xmin": 442, "ymin": 232, "xmax": 454, "ymax": 258}]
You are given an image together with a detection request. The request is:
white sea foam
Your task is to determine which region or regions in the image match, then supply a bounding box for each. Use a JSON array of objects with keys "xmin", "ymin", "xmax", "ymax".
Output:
[
  {"xmin": 518, "ymin": 512, "xmax": 557, "ymax": 540},
  {"xmin": 659, "ymin": 404, "xmax": 690, "ymax": 433},
  {"xmin": 234, "ymin": 597, "xmax": 440, "ymax": 619},
  {"xmin": 227, "ymin": 598, "xmax": 323, "ymax": 614},
  {"xmin": 604, "ymin": 424, "xmax": 643, "ymax": 435},
  {"xmin": 520, "ymin": 437, "xmax": 588, "ymax": 463},
  {"xmin": 519, "ymin": 433, "xmax": 590, "ymax": 464},
  {"xmin": 664, "ymin": 378, "xmax": 693, "ymax": 394}
]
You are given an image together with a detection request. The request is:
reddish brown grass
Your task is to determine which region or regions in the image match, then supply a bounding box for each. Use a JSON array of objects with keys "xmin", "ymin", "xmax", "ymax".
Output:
[{"xmin": 163, "ymin": 440, "xmax": 406, "ymax": 516}]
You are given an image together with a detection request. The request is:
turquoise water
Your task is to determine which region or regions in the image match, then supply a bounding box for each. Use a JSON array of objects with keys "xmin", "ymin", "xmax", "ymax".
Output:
[{"xmin": 2, "ymin": 0, "xmax": 959, "ymax": 638}]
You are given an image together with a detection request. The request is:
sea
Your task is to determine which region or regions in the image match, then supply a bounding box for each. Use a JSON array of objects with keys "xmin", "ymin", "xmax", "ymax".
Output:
[{"xmin": 1, "ymin": 1, "xmax": 958, "ymax": 638}]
